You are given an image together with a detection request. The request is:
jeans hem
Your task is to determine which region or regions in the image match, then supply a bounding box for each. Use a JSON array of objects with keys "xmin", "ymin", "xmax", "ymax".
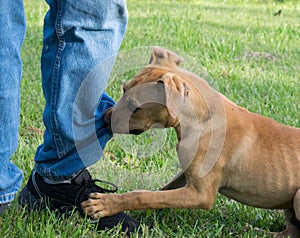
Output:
[{"xmin": 0, "ymin": 192, "xmax": 17, "ymax": 204}]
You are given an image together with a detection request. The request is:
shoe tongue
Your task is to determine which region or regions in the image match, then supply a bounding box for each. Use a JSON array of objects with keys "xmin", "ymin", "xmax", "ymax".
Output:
[{"xmin": 71, "ymin": 169, "xmax": 92, "ymax": 184}]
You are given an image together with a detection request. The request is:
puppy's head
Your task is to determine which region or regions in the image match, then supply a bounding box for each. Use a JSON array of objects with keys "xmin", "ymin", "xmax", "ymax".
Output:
[{"xmin": 105, "ymin": 47, "xmax": 189, "ymax": 135}]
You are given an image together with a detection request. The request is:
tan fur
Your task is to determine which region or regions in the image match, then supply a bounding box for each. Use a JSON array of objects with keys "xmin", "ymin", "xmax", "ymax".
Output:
[{"xmin": 82, "ymin": 47, "xmax": 300, "ymax": 237}]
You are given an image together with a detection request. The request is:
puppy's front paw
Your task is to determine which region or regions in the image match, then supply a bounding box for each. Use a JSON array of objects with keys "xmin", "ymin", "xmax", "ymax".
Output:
[{"xmin": 81, "ymin": 193, "xmax": 119, "ymax": 219}]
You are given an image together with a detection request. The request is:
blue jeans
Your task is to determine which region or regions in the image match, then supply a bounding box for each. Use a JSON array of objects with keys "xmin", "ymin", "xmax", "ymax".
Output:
[{"xmin": 0, "ymin": 0, "xmax": 128, "ymax": 203}]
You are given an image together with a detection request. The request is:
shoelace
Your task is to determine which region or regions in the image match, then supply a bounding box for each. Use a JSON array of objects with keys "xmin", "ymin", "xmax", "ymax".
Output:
[
  {"xmin": 75, "ymin": 179, "xmax": 118, "ymax": 207},
  {"xmin": 85, "ymin": 179, "xmax": 118, "ymax": 193}
]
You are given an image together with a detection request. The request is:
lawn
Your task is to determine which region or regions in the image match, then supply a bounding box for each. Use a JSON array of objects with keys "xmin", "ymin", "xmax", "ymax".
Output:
[{"xmin": 1, "ymin": 0, "xmax": 299, "ymax": 237}]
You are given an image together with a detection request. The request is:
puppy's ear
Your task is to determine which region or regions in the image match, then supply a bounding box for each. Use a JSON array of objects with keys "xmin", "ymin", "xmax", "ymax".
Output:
[
  {"xmin": 158, "ymin": 73, "xmax": 189, "ymax": 119},
  {"xmin": 149, "ymin": 47, "xmax": 184, "ymax": 67}
]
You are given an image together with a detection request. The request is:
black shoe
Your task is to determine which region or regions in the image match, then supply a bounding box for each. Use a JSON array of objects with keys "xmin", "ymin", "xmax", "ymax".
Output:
[
  {"xmin": 18, "ymin": 169, "xmax": 139, "ymax": 234},
  {"xmin": 0, "ymin": 202, "xmax": 11, "ymax": 215}
]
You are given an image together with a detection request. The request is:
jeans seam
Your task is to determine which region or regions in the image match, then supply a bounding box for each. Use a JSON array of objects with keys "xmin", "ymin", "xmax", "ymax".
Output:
[{"xmin": 51, "ymin": 0, "xmax": 65, "ymax": 158}]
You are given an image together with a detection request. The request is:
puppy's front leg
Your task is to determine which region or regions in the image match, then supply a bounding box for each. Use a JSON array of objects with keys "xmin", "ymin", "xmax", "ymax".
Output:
[{"xmin": 81, "ymin": 186, "xmax": 216, "ymax": 219}]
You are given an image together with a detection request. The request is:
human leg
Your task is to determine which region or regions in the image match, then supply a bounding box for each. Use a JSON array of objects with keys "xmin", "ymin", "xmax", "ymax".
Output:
[
  {"xmin": 18, "ymin": 0, "xmax": 139, "ymax": 233},
  {"xmin": 35, "ymin": 0, "xmax": 128, "ymax": 180},
  {"xmin": 0, "ymin": 0, "xmax": 25, "ymax": 209}
]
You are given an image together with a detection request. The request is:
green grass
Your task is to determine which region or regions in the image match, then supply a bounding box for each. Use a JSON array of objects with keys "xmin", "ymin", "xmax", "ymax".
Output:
[{"xmin": 1, "ymin": 0, "xmax": 299, "ymax": 237}]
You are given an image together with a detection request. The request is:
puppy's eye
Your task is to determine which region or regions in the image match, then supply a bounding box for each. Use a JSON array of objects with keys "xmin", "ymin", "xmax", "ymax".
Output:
[
  {"xmin": 122, "ymin": 80, "xmax": 127, "ymax": 94},
  {"xmin": 129, "ymin": 103, "xmax": 140, "ymax": 113},
  {"xmin": 127, "ymin": 97, "xmax": 142, "ymax": 113},
  {"xmin": 133, "ymin": 107, "xmax": 141, "ymax": 113},
  {"xmin": 127, "ymin": 100, "xmax": 138, "ymax": 112}
]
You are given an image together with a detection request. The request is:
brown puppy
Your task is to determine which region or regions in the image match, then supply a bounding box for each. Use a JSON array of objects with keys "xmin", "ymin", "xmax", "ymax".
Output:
[{"xmin": 82, "ymin": 47, "xmax": 300, "ymax": 237}]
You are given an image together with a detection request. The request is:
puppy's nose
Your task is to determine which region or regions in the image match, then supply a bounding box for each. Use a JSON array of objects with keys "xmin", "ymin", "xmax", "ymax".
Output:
[{"xmin": 103, "ymin": 107, "xmax": 113, "ymax": 126}]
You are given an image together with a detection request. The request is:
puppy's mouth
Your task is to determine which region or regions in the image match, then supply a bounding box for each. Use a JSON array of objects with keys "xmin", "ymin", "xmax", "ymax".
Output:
[{"xmin": 129, "ymin": 129, "xmax": 144, "ymax": 135}]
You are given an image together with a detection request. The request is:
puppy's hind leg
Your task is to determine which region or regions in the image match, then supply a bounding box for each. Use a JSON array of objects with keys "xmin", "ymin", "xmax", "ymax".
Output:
[
  {"xmin": 275, "ymin": 189, "xmax": 300, "ymax": 238},
  {"xmin": 294, "ymin": 189, "xmax": 300, "ymax": 223},
  {"xmin": 274, "ymin": 209, "xmax": 300, "ymax": 238}
]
